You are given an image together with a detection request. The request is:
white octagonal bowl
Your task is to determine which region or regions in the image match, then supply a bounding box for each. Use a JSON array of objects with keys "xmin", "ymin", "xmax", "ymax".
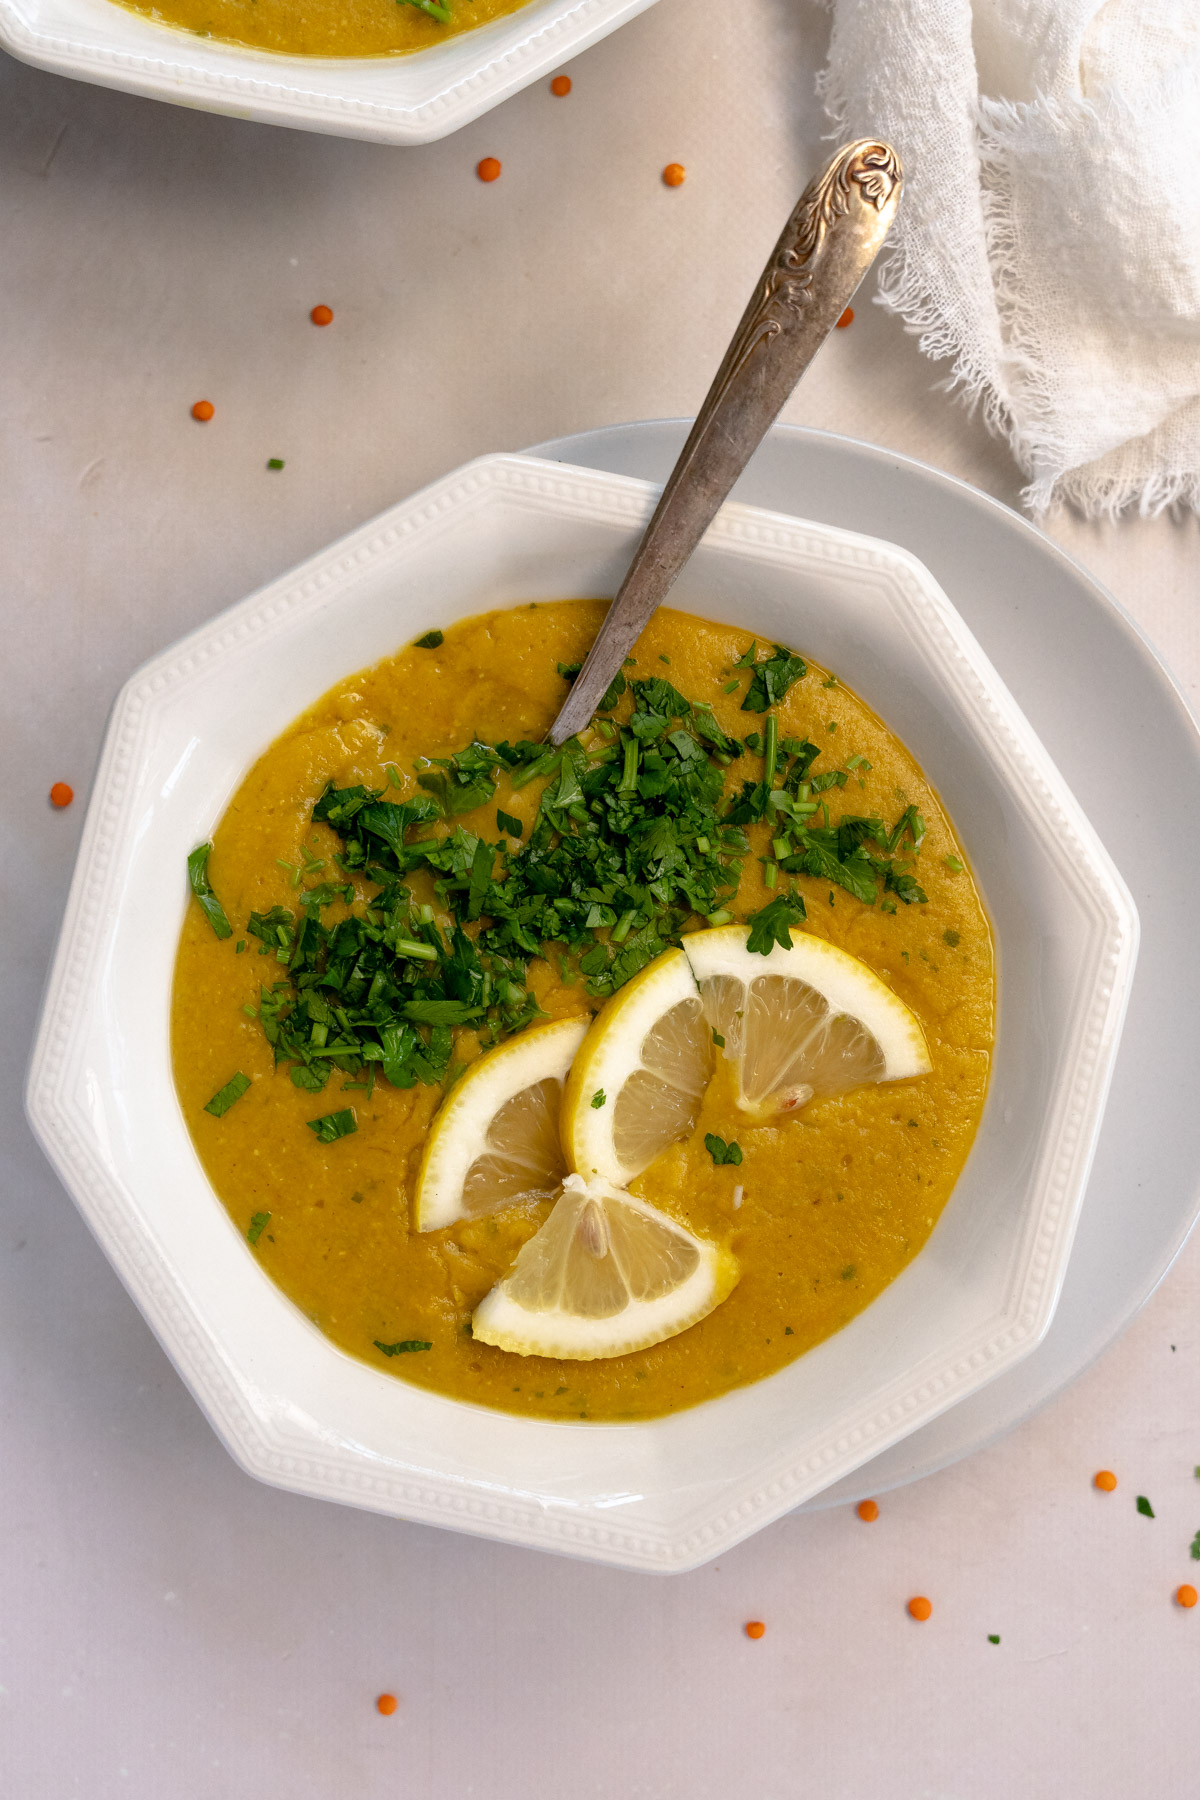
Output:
[
  {"xmin": 0, "ymin": 0, "xmax": 658, "ymax": 144},
  {"xmin": 26, "ymin": 453, "xmax": 1137, "ymax": 1572}
]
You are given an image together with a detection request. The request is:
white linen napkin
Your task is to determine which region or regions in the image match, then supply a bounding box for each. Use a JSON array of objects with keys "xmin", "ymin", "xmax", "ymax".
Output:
[{"xmin": 820, "ymin": 0, "xmax": 1200, "ymax": 516}]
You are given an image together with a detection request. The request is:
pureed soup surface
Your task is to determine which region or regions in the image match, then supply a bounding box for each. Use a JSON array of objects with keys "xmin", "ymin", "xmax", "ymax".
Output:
[
  {"xmin": 118, "ymin": 0, "xmax": 527, "ymax": 58},
  {"xmin": 172, "ymin": 602, "xmax": 994, "ymax": 1421}
]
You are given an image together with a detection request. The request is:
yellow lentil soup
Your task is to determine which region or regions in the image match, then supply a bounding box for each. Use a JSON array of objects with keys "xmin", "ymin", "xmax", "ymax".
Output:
[
  {"xmin": 172, "ymin": 602, "xmax": 993, "ymax": 1420},
  {"xmin": 118, "ymin": 0, "xmax": 529, "ymax": 59}
]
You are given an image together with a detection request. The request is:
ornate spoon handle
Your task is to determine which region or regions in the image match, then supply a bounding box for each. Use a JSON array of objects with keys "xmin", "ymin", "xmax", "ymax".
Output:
[{"xmin": 548, "ymin": 139, "xmax": 902, "ymax": 746}]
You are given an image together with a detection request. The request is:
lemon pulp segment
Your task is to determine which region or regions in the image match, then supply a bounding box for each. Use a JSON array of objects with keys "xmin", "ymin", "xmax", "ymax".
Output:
[
  {"xmin": 561, "ymin": 948, "xmax": 714, "ymax": 1185},
  {"xmin": 682, "ymin": 926, "xmax": 930, "ymax": 1117},
  {"xmin": 414, "ymin": 1015, "xmax": 588, "ymax": 1232},
  {"xmin": 471, "ymin": 1175, "xmax": 739, "ymax": 1361}
]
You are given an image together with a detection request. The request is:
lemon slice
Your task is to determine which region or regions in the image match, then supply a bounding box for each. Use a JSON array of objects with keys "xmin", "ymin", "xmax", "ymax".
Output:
[
  {"xmin": 471, "ymin": 1174, "xmax": 739, "ymax": 1360},
  {"xmin": 681, "ymin": 924, "xmax": 930, "ymax": 1117},
  {"xmin": 413, "ymin": 1016, "xmax": 589, "ymax": 1232},
  {"xmin": 561, "ymin": 948, "xmax": 715, "ymax": 1185}
]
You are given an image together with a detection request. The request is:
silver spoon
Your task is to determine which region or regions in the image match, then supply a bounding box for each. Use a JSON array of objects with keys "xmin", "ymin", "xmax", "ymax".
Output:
[{"xmin": 548, "ymin": 138, "xmax": 902, "ymax": 746}]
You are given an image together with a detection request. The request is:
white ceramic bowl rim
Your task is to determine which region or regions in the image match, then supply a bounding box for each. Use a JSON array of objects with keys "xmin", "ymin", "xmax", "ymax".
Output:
[{"xmin": 25, "ymin": 453, "xmax": 1138, "ymax": 1570}]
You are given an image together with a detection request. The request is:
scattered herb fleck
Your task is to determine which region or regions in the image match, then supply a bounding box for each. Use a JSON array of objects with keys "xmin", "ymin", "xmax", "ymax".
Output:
[
  {"xmin": 987, "ymin": 1634, "xmax": 1000, "ymax": 1645},
  {"xmin": 705, "ymin": 1133, "xmax": 743, "ymax": 1167},
  {"xmin": 187, "ymin": 842, "xmax": 233, "ymax": 939},
  {"xmin": 590, "ymin": 1089, "xmax": 606, "ymax": 1109},
  {"xmin": 374, "ymin": 1338, "xmax": 433, "ymax": 1356},
  {"xmin": 413, "ymin": 630, "xmax": 444, "ymax": 650},
  {"xmin": 307, "ymin": 1108, "xmax": 358, "ymax": 1144},
  {"xmin": 1137, "ymin": 1495, "xmax": 1155, "ymax": 1518},
  {"xmin": 204, "ymin": 1071, "xmax": 251, "ymax": 1117},
  {"xmin": 247, "ymin": 1211, "xmax": 270, "ymax": 1244},
  {"xmin": 943, "ymin": 929, "xmax": 961, "ymax": 948}
]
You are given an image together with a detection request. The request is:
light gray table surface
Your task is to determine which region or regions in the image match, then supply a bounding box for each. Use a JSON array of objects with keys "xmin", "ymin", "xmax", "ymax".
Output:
[{"xmin": 4, "ymin": 3, "xmax": 1200, "ymax": 1795}]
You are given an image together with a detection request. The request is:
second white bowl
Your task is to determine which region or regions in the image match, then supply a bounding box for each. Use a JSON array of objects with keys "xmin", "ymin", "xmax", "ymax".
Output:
[{"xmin": 0, "ymin": 0, "xmax": 659, "ymax": 143}]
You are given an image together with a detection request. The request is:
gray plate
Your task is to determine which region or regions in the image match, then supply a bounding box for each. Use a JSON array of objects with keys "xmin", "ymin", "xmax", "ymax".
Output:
[{"xmin": 527, "ymin": 420, "xmax": 1200, "ymax": 1507}]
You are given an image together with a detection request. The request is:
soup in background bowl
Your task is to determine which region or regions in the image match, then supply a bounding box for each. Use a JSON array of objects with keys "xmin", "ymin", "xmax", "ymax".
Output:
[{"xmin": 118, "ymin": 0, "xmax": 530, "ymax": 59}]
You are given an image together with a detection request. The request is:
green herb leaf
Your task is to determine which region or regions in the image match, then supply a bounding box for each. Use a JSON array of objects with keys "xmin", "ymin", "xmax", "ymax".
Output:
[
  {"xmin": 247, "ymin": 1211, "xmax": 270, "ymax": 1244},
  {"xmin": 204, "ymin": 1071, "xmax": 251, "ymax": 1117},
  {"xmin": 187, "ymin": 842, "xmax": 233, "ymax": 939},
  {"xmin": 704, "ymin": 1133, "xmax": 743, "ymax": 1166},
  {"xmin": 745, "ymin": 892, "xmax": 807, "ymax": 954},
  {"xmin": 307, "ymin": 1108, "xmax": 357, "ymax": 1144},
  {"xmin": 497, "ymin": 809, "xmax": 523, "ymax": 838},
  {"xmin": 1190, "ymin": 1530, "xmax": 1200, "ymax": 1560},
  {"xmin": 1137, "ymin": 1495, "xmax": 1155, "ymax": 1518},
  {"xmin": 402, "ymin": 999, "xmax": 485, "ymax": 1025},
  {"xmin": 414, "ymin": 630, "xmax": 444, "ymax": 649},
  {"xmin": 712, "ymin": 1029, "xmax": 725, "ymax": 1048},
  {"xmin": 987, "ymin": 1634, "xmax": 1000, "ymax": 1645},
  {"xmin": 374, "ymin": 1337, "xmax": 433, "ymax": 1355},
  {"xmin": 591, "ymin": 1089, "xmax": 606, "ymax": 1109},
  {"xmin": 267, "ymin": 457, "xmax": 284, "ymax": 470},
  {"xmin": 741, "ymin": 644, "xmax": 807, "ymax": 713}
]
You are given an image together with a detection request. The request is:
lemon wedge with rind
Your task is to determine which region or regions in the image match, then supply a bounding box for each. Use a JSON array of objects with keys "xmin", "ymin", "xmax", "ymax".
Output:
[
  {"xmin": 561, "ymin": 949, "xmax": 714, "ymax": 1186},
  {"xmin": 414, "ymin": 1016, "xmax": 589, "ymax": 1232},
  {"xmin": 471, "ymin": 1175, "xmax": 739, "ymax": 1360},
  {"xmin": 681, "ymin": 925, "xmax": 930, "ymax": 1117}
]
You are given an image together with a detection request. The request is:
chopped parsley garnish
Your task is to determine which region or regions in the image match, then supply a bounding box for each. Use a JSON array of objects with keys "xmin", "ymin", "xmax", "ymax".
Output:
[
  {"xmin": 413, "ymin": 629, "xmax": 444, "ymax": 649},
  {"xmin": 204, "ymin": 1071, "xmax": 250, "ymax": 1117},
  {"xmin": 247, "ymin": 1211, "xmax": 270, "ymax": 1244},
  {"xmin": 267, "ymin": 458, "xmax": 284, "ymax": 470},
  {"xmin": 1190, "ymin": 1530, "xmax": 1200, "ymax": 1560},
  {"xmin": 374, "ymin": 1337, "xmax": 433, "ymax": 1355},
  {"xmin": 1137, "ymin": 1494, "xmax": 1155, "ymax": 1518},
  {"xmin": 591, "ymin": 1089, "xmax": 606, "ymax": 1109},
  {"xmin": 187, "ymin": 841, "xmax": 233, "ymax": 939},
  {"xmin": 987, "ymin": 1634, "xmax": 1000, "ymax": 1645},
  {"xmin": 222, "ymin": 653, "xmax": 930, "ymax": 1097},
  {"xmin": 307, "ymin": 1108, "xmax": 357, "ymax": 1143},
  {"xmin": 712, "ymin": 1029, "xmax": 725, "ymax": 1048},
  {"xmin": 944, "ymin": 854, "xmax": 964, "ymax": 873},
  {"xmin": 705, "ymin": 1133, "xmax": 743, "ymax": 1166}
]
